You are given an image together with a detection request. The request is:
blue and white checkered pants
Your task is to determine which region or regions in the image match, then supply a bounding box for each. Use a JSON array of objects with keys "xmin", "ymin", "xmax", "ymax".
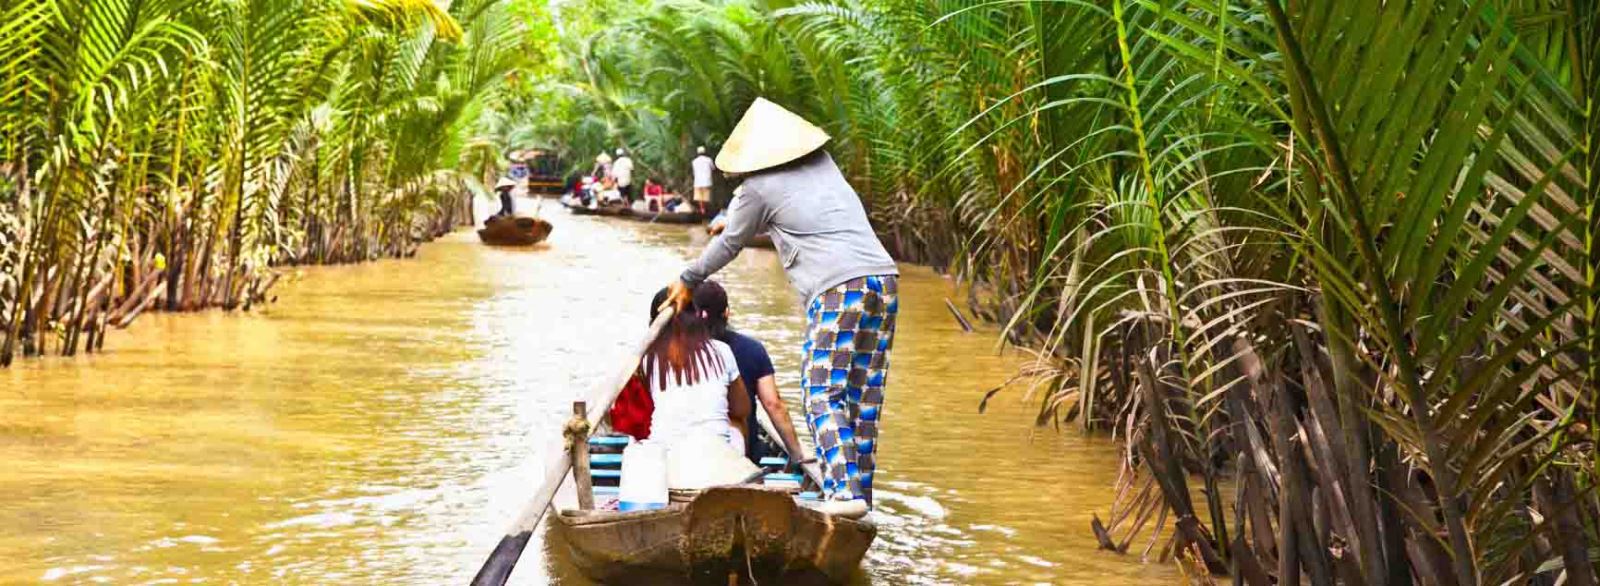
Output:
[{"xmin": 800, "ymin": 275, "xmax": 898, "ymax": 506}]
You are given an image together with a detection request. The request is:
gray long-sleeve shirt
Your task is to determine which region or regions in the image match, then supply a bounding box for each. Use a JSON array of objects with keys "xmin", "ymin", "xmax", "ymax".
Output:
[{"xmin": 680, "ymin": 152, "xmax": 898, "ymax": 304}]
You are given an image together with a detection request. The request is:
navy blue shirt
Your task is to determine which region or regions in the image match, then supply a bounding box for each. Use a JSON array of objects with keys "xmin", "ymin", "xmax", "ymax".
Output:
[{"xmin": 717, "ymin": 330, "xmax": 776, "ymax": 463}]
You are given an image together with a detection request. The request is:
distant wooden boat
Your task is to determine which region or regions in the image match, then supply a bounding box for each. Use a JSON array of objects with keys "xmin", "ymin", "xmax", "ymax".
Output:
[
  {"xmin": 551, "ymin": 485, "xmax": 875, "ymax": 585},
  {"xmin": 625, "ymin": 208, "xmax": 703, "ymax": 224},
  {"xmin": 563, "ymin": 200, "xmax": 630, "ymax": 217},
  {"xmin": 477, "ymin": 215, "xmax": 552, "ymax": 246}
]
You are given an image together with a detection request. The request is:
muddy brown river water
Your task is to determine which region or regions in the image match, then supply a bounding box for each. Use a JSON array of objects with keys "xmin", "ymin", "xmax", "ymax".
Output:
[{"xmin": 2, "ymin": 202, "xmax": 1179, "ymax": 584}]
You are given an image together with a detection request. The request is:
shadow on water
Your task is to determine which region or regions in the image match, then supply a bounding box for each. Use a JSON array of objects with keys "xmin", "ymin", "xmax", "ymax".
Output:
[{"xmin": 2, "ymin": 204, "xmax": 1178, "ymax": 584}]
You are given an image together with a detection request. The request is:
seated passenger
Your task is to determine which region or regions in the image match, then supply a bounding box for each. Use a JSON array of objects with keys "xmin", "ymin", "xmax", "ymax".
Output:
[
  {"xmin": 693, "ymin": 281, "xmax": 807, "ymax": 467},
  {"xmin": 644, "ymin": 179, "xmax": 666, "ymax": 211},
  {"xmin": 639, "ymin": 290, "xmax": 754, "ymax": 458},
  {"xmin": 598, "ymin": 176, "xmax": 623, "ymax": 205}
]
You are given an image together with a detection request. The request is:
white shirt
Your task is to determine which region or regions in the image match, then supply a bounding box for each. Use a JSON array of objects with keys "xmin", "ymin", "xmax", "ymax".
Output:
[
  {"xmin": 643, "ymin": 340, "xmax": 741, "ymax": 451},
  {"xmin": 692, "ymin": 155, "xmax": 714, "ymax": 188},
  {"xmin": 612, "ymin": 156, "xmax": 634, "ymax": 187}
]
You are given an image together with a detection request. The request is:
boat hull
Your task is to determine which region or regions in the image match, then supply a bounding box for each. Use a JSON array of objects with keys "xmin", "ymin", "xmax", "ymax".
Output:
[
  {"xmin": 551, "ymin": 486, "xmax": 874, "ymax": 585},
  {"xmin": 564, "ymin": 202, "xmax": 629, "ymax": 216},
  {"xmin": 625, "ymin": 209, "xmax": 703, "ymax": 224},
  {"xmin": 476, "ymin": 215, "xmax": 552, "ymax": 246}
]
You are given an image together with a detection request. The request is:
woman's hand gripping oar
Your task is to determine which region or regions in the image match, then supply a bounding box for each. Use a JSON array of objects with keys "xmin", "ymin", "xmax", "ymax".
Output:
[{"xmin": 469, "ymin": 307, "xmax": 676, "ymax": 586}]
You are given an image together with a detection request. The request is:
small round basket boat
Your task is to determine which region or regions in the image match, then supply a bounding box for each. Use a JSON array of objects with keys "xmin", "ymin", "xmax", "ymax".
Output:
[{"xmin": 477, "ymin": 215, "xmax": 553, "ymax": 246}]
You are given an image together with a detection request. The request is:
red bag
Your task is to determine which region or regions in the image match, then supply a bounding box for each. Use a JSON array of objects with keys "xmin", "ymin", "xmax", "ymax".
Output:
[{"xmin": 609, "ymin": 371, "xmax": 653, "ymax": 439}]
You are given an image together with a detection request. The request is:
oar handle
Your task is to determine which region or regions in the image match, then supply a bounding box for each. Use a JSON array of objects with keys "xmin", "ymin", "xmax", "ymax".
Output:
[{"xmin": 470, "ymin": 306, "xmax": 676, "ymax": 586}]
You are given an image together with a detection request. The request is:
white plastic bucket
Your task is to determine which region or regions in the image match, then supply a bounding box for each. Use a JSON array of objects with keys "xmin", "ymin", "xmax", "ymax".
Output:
[{"xmin": 618, "ymin": 442, "xmax": 668, "ymax": 511}]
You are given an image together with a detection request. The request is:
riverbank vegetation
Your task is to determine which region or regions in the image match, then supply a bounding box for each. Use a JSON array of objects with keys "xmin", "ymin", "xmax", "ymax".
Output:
[
  {"xmin": 0, "ymin": 0, "xmax": 551, "ymax": 364},
  {"xmin": 538, "ymin": 0, "xmax": 1597, "ymax": 583}
]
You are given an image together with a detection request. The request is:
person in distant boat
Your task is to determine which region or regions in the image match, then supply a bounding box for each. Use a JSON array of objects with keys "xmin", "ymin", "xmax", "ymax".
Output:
[
  {"xmin": 613, "ymin": 148, "xmax": 635, "ymax": 202},
  {"xmin": 639, "ymin": 287, "xmax": 754, "ymax": 459},
  {"xmin": 573, "ymin": 175, "xmax": 597, "ymax": 207},
  {"xmin": 692, "ymin": 145, "xmax": 715, "ymax": 215},
  {"xmin": 694, "ymin": 280, "xmax": 807, "ymax": 467},
  {"xmin": 644, "ymin": 179, "xmax": 666, "ymax": 211},
  {"xmin": 493, "ymin": 177, "xmax": 516, "ymax": 218},
  {"xmin": 593, "ymin": 152, "xmax": 613, "ymax": 180},
  {"xmin": 598, "ymin": 175, "xmax": 623, "ymax": 205},
  {"xmin": 662, "ymin": 98, "xmax": 899, "ymax": 513}
]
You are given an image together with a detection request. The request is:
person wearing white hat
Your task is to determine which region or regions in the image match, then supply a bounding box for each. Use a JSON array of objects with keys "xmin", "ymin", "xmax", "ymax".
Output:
[
  {"xmin": 663, "ymin": 97, "xmax": 899, "ymax": 510},
  {"xmin": 493, "ymin": 176, "xmax": 516, "ymax": 218},
  {"xmin": 612, "ymin": 147, "xmax": 635, "ymax": 202},
  {"xmin": 691, "ymin": 146, "xmax": 715, "ymax": 214}
]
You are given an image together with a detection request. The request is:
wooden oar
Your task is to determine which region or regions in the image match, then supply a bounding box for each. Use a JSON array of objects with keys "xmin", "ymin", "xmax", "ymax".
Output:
[
  {"xmin": 755, "ymin": 409, "xmax": 825, "ymax": 489},
  {"xmin": 470, "ymin": 307, "xmax": 675, "ymax": 586}
]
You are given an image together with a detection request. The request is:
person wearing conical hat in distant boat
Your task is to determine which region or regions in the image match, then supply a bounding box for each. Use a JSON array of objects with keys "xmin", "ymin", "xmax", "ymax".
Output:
[
  {"xmin": 692, "ymin": 145, "xmax": 715, "ymax": 215},
  {"xmin": 663, "ymin": 98, "xmax": 898, "ymax": 516},
  {"xmin": 593, "ymin": 152, "xmax": 613, "ymax": 181},
  {"xmin": 493, "ymin": 176, "xmax": 516, "ymax": 218}
]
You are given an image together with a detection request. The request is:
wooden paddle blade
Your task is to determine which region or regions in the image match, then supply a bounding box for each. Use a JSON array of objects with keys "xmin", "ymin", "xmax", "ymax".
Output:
[{"xmin": 470, "ymin": 531, "xmax": 532, "ymax": 586}]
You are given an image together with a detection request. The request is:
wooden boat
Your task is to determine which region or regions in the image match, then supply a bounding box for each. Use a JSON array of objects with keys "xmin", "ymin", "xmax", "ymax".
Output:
[
  {"xmin": 563, "ymin": 200, "xmax": 630, "ymax": 217},
  {"xmin": 551, "ymin": 485, "xmax": 876, "ymax": 585},
  {"xmin": 625, "ymin": 208, "xmax": 703, "ymax": 224},
  {"xmin": 477, "ymin": 215, "xmax": 552, "ymax": 246}
]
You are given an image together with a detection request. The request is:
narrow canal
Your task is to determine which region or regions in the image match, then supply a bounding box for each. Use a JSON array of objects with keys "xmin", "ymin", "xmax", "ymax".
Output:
[{"xmin": 2, "ymin": 201, "xmax": 1179, "ymax": 584}]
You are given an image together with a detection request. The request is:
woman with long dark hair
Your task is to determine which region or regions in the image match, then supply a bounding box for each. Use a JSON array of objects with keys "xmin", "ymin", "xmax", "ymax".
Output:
[{"xmin": 639, "ymin": 289, "xmax": 753, "ymax": 457}]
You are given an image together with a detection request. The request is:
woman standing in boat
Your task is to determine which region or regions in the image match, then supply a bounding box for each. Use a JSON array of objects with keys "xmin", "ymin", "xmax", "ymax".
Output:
[{"xmin": 664, "ymin": 98, "xmax": 899, "ymax": 511}]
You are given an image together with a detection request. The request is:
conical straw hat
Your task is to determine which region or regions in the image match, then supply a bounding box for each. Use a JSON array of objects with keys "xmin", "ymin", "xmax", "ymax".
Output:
[
  {"xmin": 495, "ymin": 177, "xmax": 516, "ymax": 189},
  {"xmin": 715, "ymin": 98, "xmax": 830, "ymax": 174}
]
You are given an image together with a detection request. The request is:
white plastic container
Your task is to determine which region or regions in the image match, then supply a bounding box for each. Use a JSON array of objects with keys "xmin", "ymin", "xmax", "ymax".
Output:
[{"xmin": 618, "ymin": 442, "xmax": 668, "ymax": 511}]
